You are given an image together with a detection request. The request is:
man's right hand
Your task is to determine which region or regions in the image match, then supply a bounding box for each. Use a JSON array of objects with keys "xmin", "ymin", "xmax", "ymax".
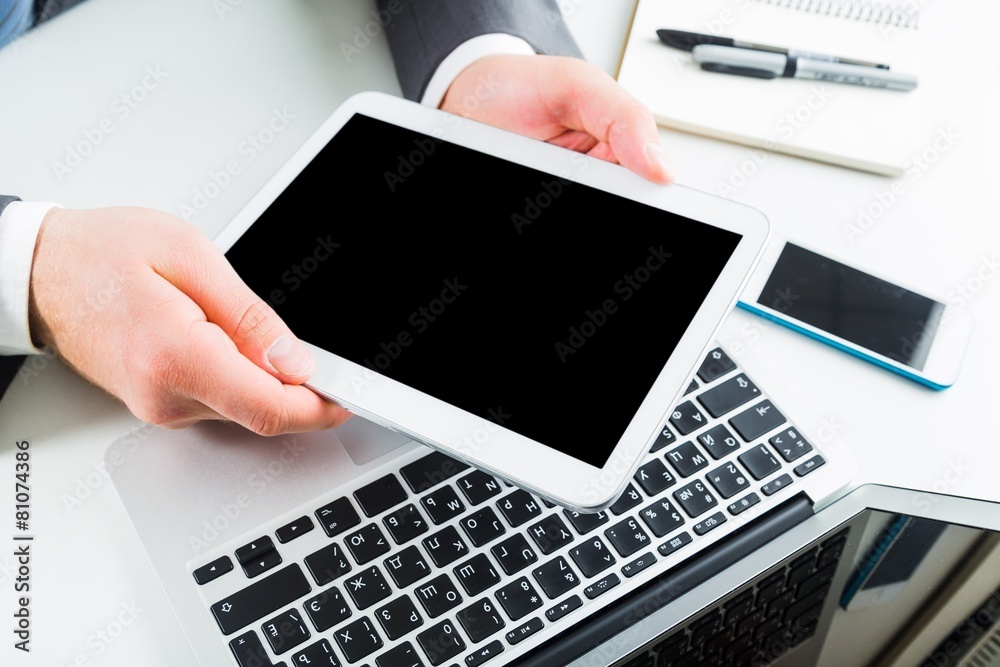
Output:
[{"xmin": 29, "ymin": 206, "xmax": 351, "ymax": 434}]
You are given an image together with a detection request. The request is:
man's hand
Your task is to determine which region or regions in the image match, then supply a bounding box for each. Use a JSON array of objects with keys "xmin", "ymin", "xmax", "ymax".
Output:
[
  {"xmin": 441, "ymin": 54, "xmax": 674, "ymax": 184},
  {"xmin": 29, "ymin": 207, "xmax": 351, "ymax": 435}
]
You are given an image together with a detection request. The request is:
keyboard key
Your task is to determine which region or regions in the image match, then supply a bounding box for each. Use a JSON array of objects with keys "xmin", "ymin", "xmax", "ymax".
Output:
[
  {"xmin": 304, "ymin": 542, "xmax": 352, "ymax": 586},
  {"xmin": 638, "ymin": 499, "xmax": 685, "ymax": 538},
  {"xmin": 421, "ymin": 486, "xmax": 466, "ymax": 525},
  {"xmin": 423, "ymin": 526, "xmax": 469, "ymax": 567},
  {"xmin": 385, "ymin": 545, "xmax": 432, "ymax": 589},
  {"xmin": 584, "ymin": 573, "xmax": 620, "ymax": 599},
  {"xmin": 697, "ymin": 424, "xmax": 741, "ymax": 460},
  {"xmin": 496, "ymin": 489, "xmax": 543, "ymax": 527},
  {"xmin": 193, "ymin": 555, "xmax": 233, "ymax": 585},
  {"xmin": 345, "ymin": 566, "xmax": 393, "ymax": 610},
  {"xmin": 697, "ymin": 348, "xmax": 736, "ymax": 383},
  {"xmin": 495, "ymin": 577, "xmax": 543, "ymax": 621},
  {"xmin": 275, "ymin": 516, "xmax": 314, "ymax": 544},
  {"xmin": 673, "ymin": 480, "xmax": 718, "ymax": 518},
  {"xmin": 728, "ymin": 492, "xmax": 761, "ymax": 516},
  {"xmin": 416, "ymin": 620, "xmax": 466, "ymax": 665},
  {"xmin": 506, "ymin": 617, "xmax": 544, "ymax": 645},
  {"xmin": 292, "ymin": 638, "xmax": 339, "ymax": 666},
  {"xmin": 546, "ymin": 594, "xmax": 582, "ymax": 622},
  {"xmin": 229, "ymin": 631, "xmax": 276, "ymax": 667},
  {"xmin": 563, "ymin": 509, "xmax": 609, "ymax": 535},
  {"xmin": 649, "ymin": 424, "xmax": 677, "ymax": 452},
  {"xmin": 669, "ymin": 401, "xmax": 708, "ymax": 435},
  {"xmin": 375, "ymin": 595, "xmax": 424, "ymax": 640},
  {"xmin": 658, "ymin": 531, "xmax": 693, "ymax": 557},
  {"xmin": 532, "ymin": 556, "xmax": 580, "ymax": 599},
  {"xmin": 334, "ymin": 616, "xmax": 383, "ymax": 664},
  {"xmin": 692, "ymin": 512, "xmax": 727, "ymax": 536},
  {"xmin": 697, "ymin": 374, "xmax": 760, "ymax": 418},
  {"xmin": 491, "ymin": 534, "xmax": 538, "ymax": 575},
  {"xmin": 400, "ymin": 451, "xmax": 469, "ymax": 493},
  {"xmin": 608, "ymin": 484, "xmax": 643, "ymax": 515},
  {"xmin": 211, "ymin": 564, "xmax": 312, "ymax": 636},
  {"xmin": 377, "ymin": 641, "xmax": 423, "ymax": 667},
  {"xmin": 457, "ymin": 470, "xmax": 503, "ymax": 505},
  {"xmin": 621, "ymin": 552, "xmax": 656, "ymax": 578},
  {"xmin": 460, "ymin": 507, "xmax": 507, "ymax": 547},
  {"xmin": 729, "ymin": 400, "xmax": 786, "ymax": 442},
  {"xmin": 769, "ymin": 428, "xmax": 813, "ymax": 462},
  {"xmin": 526, "ymin": 514, "xmax": 574, "ymax": 555},
  {"xmin": 414, "ymin": 574, "xmax": 463, "ymax": 618},
  {"xmin": 355, "ymin": 473, "xmax": 408, "ymax": 517},
  {"xmin": 315, "ymin": 497, "xmax": 361, "ymax": 538},
  {"xmin": 664, "ymin": 442, "xmax": 709, "ymax": 478},
  {"xmin": 706, "ymin": 462, "xmax": 751, "ymax": 499},
  {"xmin": 261, "ymin": 608, "xmax": 311, "ymax": 654},
  {"xmin": 761, "ymin": 474, "xmax": 794, "ymax": 496},
  {"xmin": 604, "ymin": 517, "xmax": 652, "ymax": 557},
  {"xmin": 454, "ymin": 554, "xmax": 501, "ymax": 596},
  {"xmin": 304, "ymin": 586, "xmax": 351, "ymax": 632},
  {"xmin": 738, "ymin": 445, "xmax": 782, "ymax": 480},
  {"xmin": 242, "ymin": 549, "xmax": 282, "ymax": 579},
  {"xmin": 634, "ymin": 458, "xmax": 678, "ymax": 494},
  {"xmin": 383, "ymin": 504, "xmax": 429, "ymax": 544},
  {"xmin": 466, "ymin": 639, "xmax": 505, "ymax": 666},
  {"xmin": 458, "ymin": 598, "xmax": 506, "ymax": 643},
  {"xmin": 794, "ymin": 455, "xmax": 826, "ymax": 477},
  {"xmin": 236, "ymin": 537, "xmax": 276, "ymax": 566},
  {"xmin": 345, "ymin": 524, "xmax": 392, "ymax": 564},
  {"xmin": 570, "ymin": 537, "xmax": 616, "ymax": 577}
]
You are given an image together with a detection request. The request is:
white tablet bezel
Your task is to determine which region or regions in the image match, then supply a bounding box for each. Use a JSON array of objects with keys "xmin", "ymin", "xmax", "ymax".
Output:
[{"xmin": 214, "ymin": 91, "xmax": 770, "ymax": 512}]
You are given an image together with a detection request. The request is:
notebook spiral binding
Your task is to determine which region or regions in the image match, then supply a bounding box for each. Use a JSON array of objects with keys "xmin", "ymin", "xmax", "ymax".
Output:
[{"xmin": 753, "ymin": 0, "xmax": 920, "ymax": 29}]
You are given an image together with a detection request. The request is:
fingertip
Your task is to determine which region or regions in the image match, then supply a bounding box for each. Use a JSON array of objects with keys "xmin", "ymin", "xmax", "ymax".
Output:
[{"xmin": 645, "ymin": 140, "xmax": 676, "ymax": 184}]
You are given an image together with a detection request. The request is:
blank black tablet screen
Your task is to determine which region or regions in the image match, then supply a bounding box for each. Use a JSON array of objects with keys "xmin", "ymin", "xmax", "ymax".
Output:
[{"xmin": 226, "ymin": 113, "xmax": 741, "ymax": 468}]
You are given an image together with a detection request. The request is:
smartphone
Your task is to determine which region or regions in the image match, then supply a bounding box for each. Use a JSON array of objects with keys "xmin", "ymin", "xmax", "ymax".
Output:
[{"xmin": 738, "ymin": 237, "xmax": 974, "ymax": 390}]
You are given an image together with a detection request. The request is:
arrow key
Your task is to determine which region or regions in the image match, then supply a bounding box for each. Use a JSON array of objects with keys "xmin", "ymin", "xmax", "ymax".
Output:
[
  {"xmin": 243, "ymin": 548, "xmax": 283, "ymax": 579},
  {"xmin": 276, "ymin": 516, "xmax": 314, "ymax": 544},
  {"xmin": 193, "ymin": 555, "xmax": 233, "ymax": 585}
]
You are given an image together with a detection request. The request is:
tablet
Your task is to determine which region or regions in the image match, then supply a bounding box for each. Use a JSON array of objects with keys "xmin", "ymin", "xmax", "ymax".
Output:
[{"xmin": 216, "ymin": 91, "xmax": 769, "ymax": 512}]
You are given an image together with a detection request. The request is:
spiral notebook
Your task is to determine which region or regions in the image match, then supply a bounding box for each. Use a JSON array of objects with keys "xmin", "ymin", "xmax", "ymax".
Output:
[{"xmin": 617, "ymin": 0, "xmax": 936, "ymax": 176}]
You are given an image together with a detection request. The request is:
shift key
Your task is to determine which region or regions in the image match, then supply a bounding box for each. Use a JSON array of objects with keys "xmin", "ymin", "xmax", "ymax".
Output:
[{"xmin": 212, "ymin": 564, "xmax": 311, "ymax": 635}]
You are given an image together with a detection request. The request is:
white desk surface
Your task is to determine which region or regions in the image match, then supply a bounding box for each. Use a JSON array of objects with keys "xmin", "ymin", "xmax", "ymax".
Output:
[{"xmin": 1, "ymin": 1, "xmax": 998, "ymax": 665}]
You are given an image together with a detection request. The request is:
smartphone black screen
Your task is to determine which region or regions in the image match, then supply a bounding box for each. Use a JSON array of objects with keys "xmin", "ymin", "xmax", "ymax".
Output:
[{"xmin": 757, "ymin": 243, "xmax": 944, "ymax": 370}]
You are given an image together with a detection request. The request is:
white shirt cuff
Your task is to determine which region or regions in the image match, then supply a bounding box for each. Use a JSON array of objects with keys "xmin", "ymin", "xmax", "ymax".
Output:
[
  {"xmin": 420, "ymin": 34, "xmax": 537, "ymax": 108},
  {"xmin": 0, "ymin": 201, "xmax": 58, "ymax": 355}
]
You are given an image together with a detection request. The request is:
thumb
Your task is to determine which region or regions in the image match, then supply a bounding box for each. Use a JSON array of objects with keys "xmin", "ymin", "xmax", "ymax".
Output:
[{"xmin": 159, "ymin": 229, "xmax": 317, "ymax": 383}]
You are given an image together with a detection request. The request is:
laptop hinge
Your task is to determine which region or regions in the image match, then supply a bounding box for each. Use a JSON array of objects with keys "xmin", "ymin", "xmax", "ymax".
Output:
[{"xmin": 518, "ymin": 492, "xmax": 815, "ymax": 667}]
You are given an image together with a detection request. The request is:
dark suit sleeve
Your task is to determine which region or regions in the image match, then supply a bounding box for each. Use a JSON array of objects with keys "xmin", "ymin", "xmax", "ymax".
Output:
[
  {"xmin": 379, "ymin": 0, "xmax": 584, "ymax": 101},
  {"xmin": 0, "ymin": 195, "xmax": 25, "ymax": 400}
]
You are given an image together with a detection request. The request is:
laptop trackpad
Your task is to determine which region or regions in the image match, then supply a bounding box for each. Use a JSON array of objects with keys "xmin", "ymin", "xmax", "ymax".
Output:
[{"xmin": 335, "ymin": 417, "xmax": 414, "ymax": 466}]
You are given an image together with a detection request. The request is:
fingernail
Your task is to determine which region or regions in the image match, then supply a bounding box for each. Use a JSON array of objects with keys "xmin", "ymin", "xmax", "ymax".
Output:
[
  {"xmin": 646, "ymin": 141, "xmax": 675, "ymax": 181},
  {"xmin": 267, "ymin": 335, "xmax": 314, "ymax": 376}
]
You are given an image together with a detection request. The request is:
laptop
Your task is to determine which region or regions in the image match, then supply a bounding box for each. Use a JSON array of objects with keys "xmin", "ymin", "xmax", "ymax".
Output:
[{"xmin": 105, "ymin": 94, "xmax": 869, "ymax": 665}]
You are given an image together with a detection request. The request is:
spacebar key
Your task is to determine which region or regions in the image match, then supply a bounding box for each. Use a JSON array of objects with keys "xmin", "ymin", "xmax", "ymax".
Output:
[{"xmin": 211, "ymin": 564, "xmax": 311, "ymax": 635}]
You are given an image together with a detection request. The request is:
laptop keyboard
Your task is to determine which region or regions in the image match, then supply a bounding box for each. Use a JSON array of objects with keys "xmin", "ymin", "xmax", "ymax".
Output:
[{"xmin": 191, "ymin": 346, "xmax": 831, "ymax": 667}]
